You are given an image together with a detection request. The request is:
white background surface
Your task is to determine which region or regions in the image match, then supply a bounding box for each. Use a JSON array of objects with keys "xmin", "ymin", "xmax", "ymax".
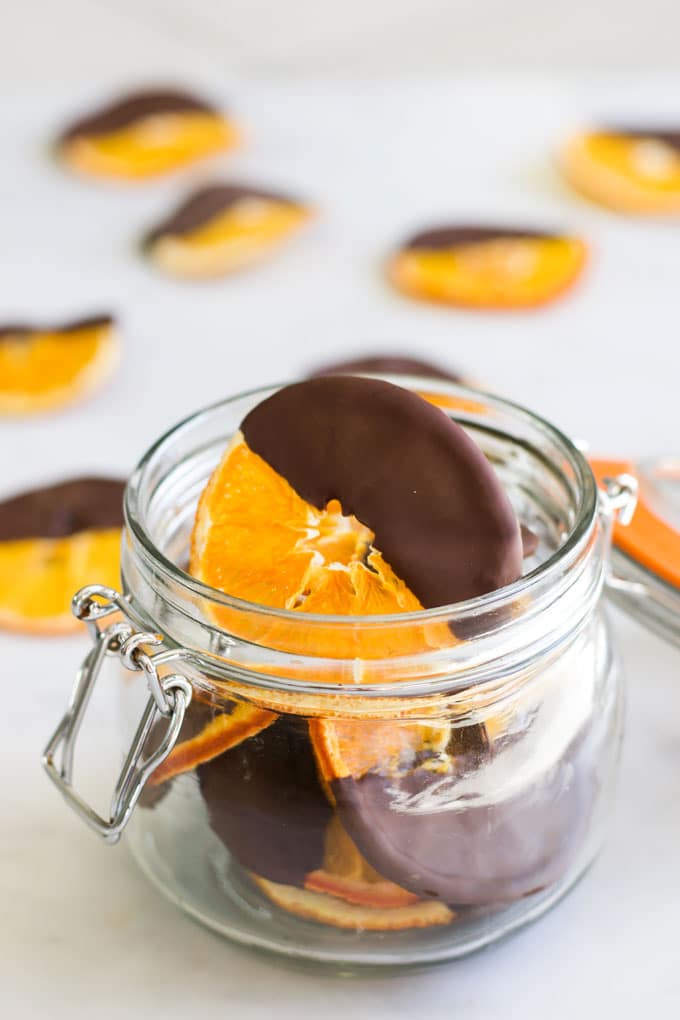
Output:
[{"xmin": 2, "ymin": 4, "xmax": 680, "ymax": 1016}]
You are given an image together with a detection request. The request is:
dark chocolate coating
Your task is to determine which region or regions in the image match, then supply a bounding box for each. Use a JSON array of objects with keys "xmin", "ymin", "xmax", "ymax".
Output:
[
  {"xmin": 521, "ymin": 524, "xmax": 539, "ymax": 558},
  {"xmin": 0, "ymin": 477, "xmax": 125, "ymax": 542},
  {"xmin": 59, "ymin": 88, "xmax": 217, "ymax": 143},
  {"xmin": 401, "ymin": 226, "xmax": 551, "ymax": 252},
  {"xmin": 143, "ymin": 184, "xmax": 297, "ymax": 246},
  {"xmin": 605, "ymin": 127, "xmax": 680, "ymax": 150},
  {"xmin": 241, "ymin": 377, "xmax": 523, "ymax": 608},
  {"xmin": 308, "ymin": 354, "xmax": 462, "ymax": 384},
  {"xmin": 332, "ymin": 725, "xmax": 597, "ymax": 905},
  {"xmin": 198, "ymin": 716, "xmax": 332, "ymax": 886},
  {"xmin": 0, "ymin": 314, "xmax": 113, "ymax": 340}
]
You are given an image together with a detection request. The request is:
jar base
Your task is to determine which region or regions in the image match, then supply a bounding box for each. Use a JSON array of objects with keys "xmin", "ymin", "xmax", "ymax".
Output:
[{"xmin": 127, "ymin": 798, "xmax": 602, "ymax": 971}]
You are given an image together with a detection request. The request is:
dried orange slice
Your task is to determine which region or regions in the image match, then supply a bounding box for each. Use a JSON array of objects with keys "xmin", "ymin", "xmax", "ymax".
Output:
[
  {"xmin": 0, "ymin": 477, "xmax": 125, "ymax": 634},
  {"xmin": 57, "ymin": 88, "xmax": 238, "ymax": 180},
  {"xmin": 310, "ymin": 716, "xmax": 454, "ymax": 784},
  {"xmin": 252, "ymin": 875, "xmax": 453, "ymax": 931},
  {"xmin": 304, "ymin": 815, "xmax": 420, "ymax": 909},
  {"xmin": 147, "ymin": 699, "xmax": 276, "ymax": 787},
  {"xmin": 190, "ymin": 433, "xmax": 432, "ymax": 656},
  {"xmin": 388, "ymin": 225, "xmax": 586, "ymax": 309},
  {"xmin": 0, "ymin": 315, "xmax": 118, "ymax": 414},
  {"xmin": 190, "ymin": 378, "xmax": 522, "ymax": 657},
  {"xmin": 310, "ymin": 710, "xmax": 594, "ymax": 906},
  {"xmin": 561, "ymin": 128, "xmax": 680, "ymax": 214},
  {"xmin": 144, "ymin": 184, "xmax": 311, "ymax": 278}
]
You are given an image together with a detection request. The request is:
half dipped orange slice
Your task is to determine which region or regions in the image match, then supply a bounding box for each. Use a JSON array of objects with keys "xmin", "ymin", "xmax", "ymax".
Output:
[
  {"xmin": 561, "ymin": 128, "xmax": 680, "ymax": 214},
  {"xmin": 0, "ymin": 477, "xmax": 125, "ymax": 634},
  {"xmin": 144, "ymin": 183, "xmax": 311, "ymax": 278},
  {"xmin": 57, "ymin": 87, "xmax": 238, "ymax": 180},
  {"xmin": 388, "ymin": 225, "xmax": 586, "ymax": 309},
  {"xmin": 0, "ymin": 315, "xmax": 118, "ymax": 415}
]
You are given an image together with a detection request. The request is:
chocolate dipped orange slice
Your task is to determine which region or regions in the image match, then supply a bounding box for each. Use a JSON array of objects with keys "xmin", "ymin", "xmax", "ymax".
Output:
[
  {"xmin": 198, "ymin": 715, "xmax": 333, "ymax": 887},
  {"xmin": 253, "ymin": 790, "xmax": 455, "ymax": 931},
  {"xmin": 308, "ymin": 353, "xmax": 463, "ymax": 384},
  {"xmin": 57, "ymin": 88, "xmax": 238, "ymax": 180},
  {"xmin": 252, "ymin": 806, "xmax": 453, "ymax": 930},
  {"xmin": 313, "ymin": 712, "xmax": 592, "ymax": 906},
  {"xmin": 388, "ymin": 225, "xmax": 586, "ymax": 310},
  {"xmin": 190, "ymin": 377, "xmax": 522, "ymax": 656},
  {"xmin": 307, "ymin": 352, "xmax": 488, "ymax": 415},
  {"xmin": 0, "ymin": 477, "xmax": 125, "ymax": 633},
  {"xmin": 0, "ymin": 315, "xmax": 118, "ymax": 414},
  {"xmin": 561, "ymin": 128, "xmax": 680, "ymax": 214},
  {"xmin": 143, "ymin": 183, "xmax": 311, "ymax": 278}
]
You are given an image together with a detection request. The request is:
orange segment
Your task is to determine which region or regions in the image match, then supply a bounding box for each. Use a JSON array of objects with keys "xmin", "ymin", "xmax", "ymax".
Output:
[
  {"xmin": 148, "ymin": 702, "xmax": 276, "ymax": 786},
  {"xmin": 190, "ymin": 433, "xmax": 452, "ymax": 658},
  {"xmin": 0, "ymin": 321, "xmax": 119, "ymax": 414},
  {"xmin": 562, "ymin": 131, "xmax": 680, "ymax": 214},
  {"xmin": 389, "ymin": 237, "xmax": 586, "ymax": 309},
  {"xmin": 252, "ymin": 874, "xmax": 453, "ymax": 931},
  {"xmin": 62, "ymin": 113, "xmax": 238, "ymax": 180},
  {"xmin": 149, "ymin": 199, "xmax": 310, "ymax": 278},
  {"xmin": 0, "ymin": 527, "xmax": 121, "ymax": 634}
]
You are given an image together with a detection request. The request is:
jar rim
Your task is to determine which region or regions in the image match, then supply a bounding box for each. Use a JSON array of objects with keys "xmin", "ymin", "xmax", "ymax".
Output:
[{"xmin": 124, "ymin": 377, "xmax": 599, "ymax": 630}]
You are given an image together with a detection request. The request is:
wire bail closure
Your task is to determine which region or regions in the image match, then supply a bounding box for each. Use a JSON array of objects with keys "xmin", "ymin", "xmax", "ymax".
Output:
[{"xmin": 42, "ymin": 584, "xmax": 192, "ymax": 845}]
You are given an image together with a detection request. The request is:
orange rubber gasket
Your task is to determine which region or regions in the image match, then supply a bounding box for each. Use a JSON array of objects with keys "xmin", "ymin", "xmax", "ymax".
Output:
[{"xmin": 590, "ymin": 458, "xmax": 680, "ymax": 590}]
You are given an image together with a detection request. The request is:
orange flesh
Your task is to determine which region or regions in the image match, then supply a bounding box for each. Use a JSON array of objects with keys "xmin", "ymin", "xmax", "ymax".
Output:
[
  {"xmin": 172, "ymin": 200, "xmax": 309, "ymax": 250},
  {"xmin": 0, "ymin": 528, "xmax": 121, "ymax": 633},
  {"xmin": 192, "ymin": 438, "xmax": 392, "ymax": 612},
  {"xmin": 310, "ymin": 716, "xmax": 450, "ymax": 782},
  {"xmin": 62, "ymin": 113, "xmax": 238, "ymax": 179},
  {"xmin": 562, "ymin": 132, "xmax": 680, "ymax": 213},
  {"xmin": 0, "ymin": 323, "xmax": 118, "ymax": 413},
  {"xmin": 304, "ymin": 815, "xmax": 420, "ymax": 908},
  {"xmin": 389, "ymin": 237, "xmax": 586, "ymax": 309}
]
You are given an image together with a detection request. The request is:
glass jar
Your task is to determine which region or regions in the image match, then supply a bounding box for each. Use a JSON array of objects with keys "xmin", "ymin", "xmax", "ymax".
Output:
[{"xmin": 44, "ymin": 378, "xmax": 659, "ymax": 968}]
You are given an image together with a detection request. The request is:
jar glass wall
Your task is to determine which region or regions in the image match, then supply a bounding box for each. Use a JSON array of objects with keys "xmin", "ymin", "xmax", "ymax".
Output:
[{"xmin": 117, "ymin": 379, "xmax": 624, "ymax": 967}]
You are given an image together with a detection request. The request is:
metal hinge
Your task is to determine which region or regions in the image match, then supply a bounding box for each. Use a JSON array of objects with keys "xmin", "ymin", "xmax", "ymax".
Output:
[{"xmin": 42, "ymin": 584, "xmax": 192, "ymax": 845}]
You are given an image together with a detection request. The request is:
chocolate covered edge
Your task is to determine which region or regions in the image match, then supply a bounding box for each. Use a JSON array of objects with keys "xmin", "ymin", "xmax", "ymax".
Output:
[
  {"xmin": 143, "ymin": 183, "xmax": 301, "ymax": 246},
  {"xmin": 0, "ymin": 477, "xmax": 127, "ymax": 542},
  {"xmin": 59, "ymin": 88, "xmax": 219, "ymax": 144},
  {"xmin": 0, "ymin": 314, "xmax": 114, "ymax": 340},
  {"xmin": 401, "ymin": 225, "xmax": 554, "ymax": 252}
]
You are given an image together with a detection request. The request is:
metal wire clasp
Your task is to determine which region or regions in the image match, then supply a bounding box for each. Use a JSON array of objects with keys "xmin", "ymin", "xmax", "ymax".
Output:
[
  {"xmin": 42, "ymin": 584, "xmax": 192, "ymax": 845},
  {"xmin": 598, "ymin": 472, "xmax": 639, "ymax": 526}
]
